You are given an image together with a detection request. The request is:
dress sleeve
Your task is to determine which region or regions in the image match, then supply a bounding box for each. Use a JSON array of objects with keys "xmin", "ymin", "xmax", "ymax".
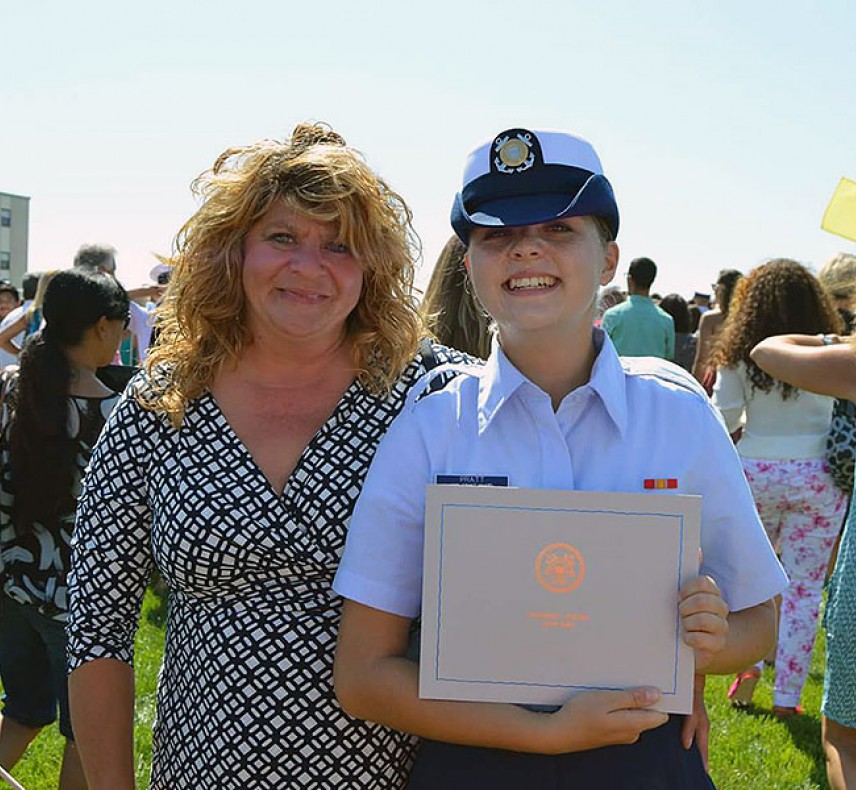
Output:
[{"xmin": 67, "ymin": 385, "xmax": 157, "ymax": 670}]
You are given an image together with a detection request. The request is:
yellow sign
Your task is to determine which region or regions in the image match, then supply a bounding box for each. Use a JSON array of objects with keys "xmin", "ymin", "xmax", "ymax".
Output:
[{"xmin": 822, "ymin": 177, "xmax": 856, "ymax": 242}]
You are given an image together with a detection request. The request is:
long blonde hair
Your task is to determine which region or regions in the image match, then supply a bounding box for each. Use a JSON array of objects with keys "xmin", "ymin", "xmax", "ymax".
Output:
[
  {"xmin": 143, "ymin": 123, "xmax": 423, "ymax": 426},
  {"xmin": 22, "ymin": 270, "xmax": 60, "ymax": 328},
  {"xmin": 421, "ymin": 237, "xmax": 492, "ymax": 359}
]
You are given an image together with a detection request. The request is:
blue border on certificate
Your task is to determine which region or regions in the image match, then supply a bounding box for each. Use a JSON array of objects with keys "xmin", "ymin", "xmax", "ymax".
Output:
[{"xmin": 433, "ymin": 503, "xmax": 686, "ymax": 697}]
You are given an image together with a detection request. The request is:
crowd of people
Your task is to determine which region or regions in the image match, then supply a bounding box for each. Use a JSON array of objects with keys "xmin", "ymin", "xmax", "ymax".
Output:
[{"xmin": 0, "ymin": 121, "xmax": 851, "ymax": 789}]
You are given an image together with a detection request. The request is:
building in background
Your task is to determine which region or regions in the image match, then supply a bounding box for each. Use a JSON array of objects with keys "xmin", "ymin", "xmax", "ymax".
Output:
[{"xmin": 0, "ymin": 191, "xmax": 30, "ymax": 285}]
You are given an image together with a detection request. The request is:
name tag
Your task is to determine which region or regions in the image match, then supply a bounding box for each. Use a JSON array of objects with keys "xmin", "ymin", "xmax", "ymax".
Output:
[{"xmin": 435, "ymin": 474, "xmax": 509, "ymax": 487}]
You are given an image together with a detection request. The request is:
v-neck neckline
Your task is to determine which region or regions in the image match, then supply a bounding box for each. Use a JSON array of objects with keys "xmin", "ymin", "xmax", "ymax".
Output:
[{"xmin": 202, "ymin": 378, "xmax": 367, "ymax": 501}]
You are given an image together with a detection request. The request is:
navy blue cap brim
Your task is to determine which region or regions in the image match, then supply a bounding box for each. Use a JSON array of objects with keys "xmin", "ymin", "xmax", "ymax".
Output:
[
  {"xmin": 452, "ymin": 172, "xmax": 619, "ymax": 244},
  {"xmin": 468, "ymin": 193, "xmax": 573, "ymax": 228}
]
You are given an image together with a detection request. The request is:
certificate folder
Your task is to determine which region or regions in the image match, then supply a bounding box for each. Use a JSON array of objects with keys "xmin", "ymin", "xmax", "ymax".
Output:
[{"xmin": 419, "ymin": 486, "xmax": 701, "ymax": 714}]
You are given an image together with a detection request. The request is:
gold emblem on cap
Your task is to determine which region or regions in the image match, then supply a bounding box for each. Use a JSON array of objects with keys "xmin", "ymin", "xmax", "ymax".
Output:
[{"xmin": 498, "ymin": 139, "xmax": 529, "ymax": 168}]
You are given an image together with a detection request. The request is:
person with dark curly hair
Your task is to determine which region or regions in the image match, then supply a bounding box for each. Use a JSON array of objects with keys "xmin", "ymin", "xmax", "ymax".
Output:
[
  {"xmin": 711, "ymin": 259, "xmax": 846, "ymax": 717},
  {"xmin": 0, "ymin": 268, "xmax": 129, "ymax": 790},
  {"xmin": 66, "ymin": 123, "xmax": 469, "ymax": 789}
]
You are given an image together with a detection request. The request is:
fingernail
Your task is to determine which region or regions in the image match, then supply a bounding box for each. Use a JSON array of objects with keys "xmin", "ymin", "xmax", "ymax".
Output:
[{"xmin": 644, "ymin": 687, "xmax": 661, "ymax": 704}]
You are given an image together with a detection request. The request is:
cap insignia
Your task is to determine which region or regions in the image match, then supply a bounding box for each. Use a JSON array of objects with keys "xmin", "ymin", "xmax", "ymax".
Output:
[{"xmin": 494, "ymin": 132, "xmax": 535, "ymax": 173}]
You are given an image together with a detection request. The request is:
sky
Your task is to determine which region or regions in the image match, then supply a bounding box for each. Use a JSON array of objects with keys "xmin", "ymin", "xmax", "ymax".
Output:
[{"xmin": 3, "ymin": 0, "xmax": 855, "ymax": 300}]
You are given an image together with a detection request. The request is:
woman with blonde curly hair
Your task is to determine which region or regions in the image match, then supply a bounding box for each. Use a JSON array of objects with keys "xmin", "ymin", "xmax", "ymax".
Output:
[
  {"xmin": 711, "ymin": 258, "xmax": 846, "ymax": 717},
  {"xmin": 819, "ymin": 252, "xmax": 856, "ymax": 333},
  {"xmin": 66, "ymin": 123, "xmax": 467, "ymax": 789}
]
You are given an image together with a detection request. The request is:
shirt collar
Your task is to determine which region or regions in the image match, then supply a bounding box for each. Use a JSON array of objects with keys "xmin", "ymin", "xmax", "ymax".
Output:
[
  {"xmin": 586, "ymin": 328, "xmax": 628, "ymax": 438},
  {"xmin": 477, "ymin": 336, "xmax": 528, "ymax": 435},
  {"xmin": 477, "ymin": 328, "xmax": 628, "ymax": 438}
]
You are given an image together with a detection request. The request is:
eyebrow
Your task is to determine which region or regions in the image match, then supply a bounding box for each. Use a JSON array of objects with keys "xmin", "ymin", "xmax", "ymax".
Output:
[
  {"xmin": 257, "ymin": 220, "xmax": 297, "ymax": 233},
  {"xmin": 257, "ymin": 220, "xmax": 343, "ymax": 244}
]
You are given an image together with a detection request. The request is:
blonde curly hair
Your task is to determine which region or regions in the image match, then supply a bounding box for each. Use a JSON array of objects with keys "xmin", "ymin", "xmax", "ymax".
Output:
[
  {"xmin": 142, "ymin": 123, "xmax": 423, "ymax": 427},
  {"xmin": 818, "ymin": 252, "xmax": 856, "ymax": 305}
]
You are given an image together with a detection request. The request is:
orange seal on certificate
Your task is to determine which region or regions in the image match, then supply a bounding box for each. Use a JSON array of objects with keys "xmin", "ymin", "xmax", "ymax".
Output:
[{"xmin": 535, "ymin": 542, "xmax": 585, "ymax": 593}]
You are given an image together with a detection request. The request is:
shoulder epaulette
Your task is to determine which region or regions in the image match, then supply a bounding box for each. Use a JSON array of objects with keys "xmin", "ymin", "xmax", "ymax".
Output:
[{"xmin": 621, "ymin": 357, "xmax": 708, "ymax": 398}]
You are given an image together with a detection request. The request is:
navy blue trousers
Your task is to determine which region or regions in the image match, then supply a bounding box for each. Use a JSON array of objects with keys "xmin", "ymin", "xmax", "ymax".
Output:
[{"xmin": 407, "ymin": 715, "xmax": 715, "ymax": 789}]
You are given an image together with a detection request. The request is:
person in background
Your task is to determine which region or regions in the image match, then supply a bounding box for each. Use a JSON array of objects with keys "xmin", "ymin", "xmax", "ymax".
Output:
[
  {"xmin": 0, "ymin": 283, "xmax": 22, "ymax": 369},
  {"xmin": 0, "ymin": 269, "xmax": 129, "ymax": 790},
  {"xmin": 144, "ymin": 261, "xmax": 172, "ymax": 354},
  {"xmin": 66, "ymin": 122, "xmax": 468, "ymax": 789},
  {"xmin": 711, "ymin": 260, "xmax": 846, "ymax": 717},
  {"xmin": 333, "ymin": 126, "xmax": 785, "ymax": 789},
  {"xmin": 659, "ymin": 293, "xmax": 696, "ymax": 372},
  {"xmin": 594, "ymin": 284, "xmax": 625, "ymax": 326},
  {"xmin": 72, "ymin": 245, "xmax": 117, "ymax": 276},
  {"xmin": 691, "ymin": 291, "xmax": 711, "ymax": 314},
  {"xmin": 125, "ymin": 260, "xmax": 171, "ymax": 363},
  {"xmin": 751, "ymin": 332, "xmax": 856, "ymax": 790},
  {"xmin": 0, "ymin": 274, "xmax": 40, "ymax": 352},
  {"xmin": 0, "ymin": 271, "xmax": 59, "ymax": 358},
  {"xmin": 0, "ymin": 283, "xmax": 19, "ymax": 322},
  {"xmin": 72, "ymin": 244, "xmax": 164, "ymax": 365},
  {"xmin": 601, "ymin": 256, "xmax": 675, "ymax": 359},
  {"xmin": 818, "ymin": 252, "xmax": 856, "ymax": 334},
  {"xmin": 421, "ymin": 237, "xmax": 492, "ymax": 359},
  {"xmin": 688, "ymin": 303, "xmax": 702, "ymax": 334},
  {"xmin": 692, "ymin": 269, "xmax": 742, "ymax": 392}
]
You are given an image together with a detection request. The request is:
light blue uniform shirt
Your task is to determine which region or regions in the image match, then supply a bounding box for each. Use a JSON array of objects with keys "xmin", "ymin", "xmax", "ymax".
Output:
[
  {"xmin": 334, "ymin": 331, "xmax": 786, "ymax": 618},
  {"xmin": 601, "ymin": 295, "xmax": 676, "ymax": 360}
]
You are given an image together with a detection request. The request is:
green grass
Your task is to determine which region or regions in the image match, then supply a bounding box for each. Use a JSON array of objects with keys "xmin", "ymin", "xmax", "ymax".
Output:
[
  {"xmin": 2, "ymin": 590, "xmax": 832, "ymax": 789},
  {"xmin": 1, "ymin": 588, "xmax": 163, "ymax": 789},
  {"xmin": 706, "ymin": 626, "xmax": 829, "ymax": 789}
]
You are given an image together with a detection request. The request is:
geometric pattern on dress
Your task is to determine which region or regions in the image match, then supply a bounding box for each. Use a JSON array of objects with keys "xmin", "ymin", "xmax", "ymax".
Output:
[
  {"xmin": 823, "ymin": 499, "xmax": 856, "ymax": 728},
  {"xmin": 68, "ymin": 343, "xmax": 472, "ymax": 788}
]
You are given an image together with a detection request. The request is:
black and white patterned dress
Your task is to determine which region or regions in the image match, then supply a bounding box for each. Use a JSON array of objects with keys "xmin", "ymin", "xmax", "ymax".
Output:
[
  {"xmin": 0, "ymin": 380, "xmax": 120, "ymax": 621},
  {"xmin": 67, "ymin": 346, "xmax": 470, "ymax": 789}
]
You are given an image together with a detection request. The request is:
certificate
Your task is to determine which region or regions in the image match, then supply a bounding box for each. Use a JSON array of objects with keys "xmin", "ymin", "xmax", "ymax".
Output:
[{"xmin": 419, "ymin": 486, "xmax": 701, "ymax": 714}]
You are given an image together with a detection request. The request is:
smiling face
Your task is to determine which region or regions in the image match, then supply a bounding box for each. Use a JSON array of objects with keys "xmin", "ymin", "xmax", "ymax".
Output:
[
  {"xmin": 465, "ymin": 216, "xmax": 618, "ymax": 346},
  {"xmin": 241, "ymin": 203, "xmax": 364, "ymax": 348}
]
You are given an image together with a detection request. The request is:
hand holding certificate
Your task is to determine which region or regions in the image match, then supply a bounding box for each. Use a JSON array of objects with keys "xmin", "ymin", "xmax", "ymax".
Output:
[{"xmin": 419, "ymin": 486, "xmax": 702, "ymax": 714}]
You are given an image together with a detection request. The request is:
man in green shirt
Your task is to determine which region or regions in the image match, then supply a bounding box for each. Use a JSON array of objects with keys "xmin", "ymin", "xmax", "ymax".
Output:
[{"xmin": 601, "ymin": 256, "xmax": 675, "ymax": 360}]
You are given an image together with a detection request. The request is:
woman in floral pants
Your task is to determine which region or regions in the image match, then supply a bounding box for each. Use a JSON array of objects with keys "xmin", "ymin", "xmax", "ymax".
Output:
[
  {"xmin": 712, "ymin": 259, "xmax": 846, "ymax": 717},
  {"xmin": 741, "ymin": 459, "xmax": 845, "ymax": 709}
]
